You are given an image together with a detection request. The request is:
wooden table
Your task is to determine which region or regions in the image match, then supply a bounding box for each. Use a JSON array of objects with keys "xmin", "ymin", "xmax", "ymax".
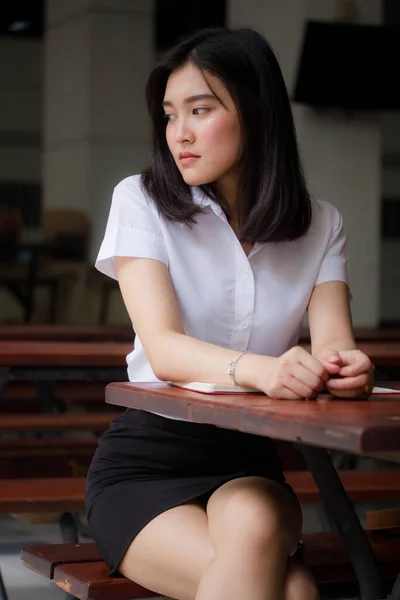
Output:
[
  {"xmin": 106, "ymin": 382, "xmax": 400, "ymax": 600},
  {"xmin": 0, "ymin": 341, "xmax": 132, "ymax": 406},
  {"xmin": 0, "ymin": 325, "xmax": 134, "ymax": 343}
]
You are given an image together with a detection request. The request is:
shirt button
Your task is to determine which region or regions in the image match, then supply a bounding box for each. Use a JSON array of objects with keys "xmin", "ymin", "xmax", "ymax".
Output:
[{"xmin": 240, "ymin": 269, "xmax": 250, "ymax": 277}]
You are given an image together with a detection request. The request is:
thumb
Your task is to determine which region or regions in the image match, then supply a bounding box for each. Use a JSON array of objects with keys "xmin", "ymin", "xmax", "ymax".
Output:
[
  {"xmin": 320, "ymin": 350, "xmax": 342, "ymax": 375},
  {"xmin": 326, "ymin": 351, "xmax": 341, "ymax": 364}
]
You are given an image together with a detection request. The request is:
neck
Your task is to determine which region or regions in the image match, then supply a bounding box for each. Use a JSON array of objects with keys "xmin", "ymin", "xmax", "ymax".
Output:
[{"xmin": 217, "ymin": 173, "xmax": 240, "ymax": 216}]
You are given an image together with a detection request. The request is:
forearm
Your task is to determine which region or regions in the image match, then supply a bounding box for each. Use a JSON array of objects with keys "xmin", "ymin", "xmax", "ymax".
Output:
[
  {"xmin": 150, "ymin": 331, "xmax": 272, "ymax": 388},
  {"xmin": 311, "ymin": 336, "xmax": 356, "ymax": 356}
]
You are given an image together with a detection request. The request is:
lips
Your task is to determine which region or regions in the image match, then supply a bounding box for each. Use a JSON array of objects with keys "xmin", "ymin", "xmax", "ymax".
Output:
[{"xmin": 179, "ymin": 152, "xmax": 200, "ymax": 160}]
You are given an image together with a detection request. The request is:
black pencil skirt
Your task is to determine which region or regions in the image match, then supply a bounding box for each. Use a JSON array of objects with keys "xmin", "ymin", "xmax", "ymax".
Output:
[{"xmin": 85, "ymin": 407, "xmax": 295, "ymax": 576}]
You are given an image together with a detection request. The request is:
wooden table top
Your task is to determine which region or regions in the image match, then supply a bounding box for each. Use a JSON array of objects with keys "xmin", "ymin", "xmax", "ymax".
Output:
[
  {"xmin": 106, "ymin": 382, "xmax": 400, "ymax": 461},
  {"xmin": 0, "ymin": 341, "xmax": 133, "ymax": 367},
  {"xmin": 0, "ymin": 325, "xmax": 134, "ymax": 343}
]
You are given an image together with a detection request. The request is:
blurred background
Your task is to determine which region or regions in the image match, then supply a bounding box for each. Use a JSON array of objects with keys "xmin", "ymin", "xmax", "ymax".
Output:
[{"xmin": 0, "ymin": 0, "xmax": 399, "ymax": 328}]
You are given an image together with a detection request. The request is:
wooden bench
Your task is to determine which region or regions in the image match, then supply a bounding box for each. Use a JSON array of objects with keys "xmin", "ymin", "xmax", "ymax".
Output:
[
  {"xmin": 0, "ymin": 438, "xmax": 98, "ymax": 478},
  {"xmin": 20, "ymin": 534, "xmax": 400, "ymax": 599},
  {"xmin": 0, "ymin": 411, "xmax": 122, "ymax": 433},
  {"xmin": 0, "ymin": 410, "xmax": 122, "ymax": 478},
  {"xmin": 0, "ymin": 381, "xmax": 109, "ymax": 413},
  {"xmin": 6, "ymin": 469, "xmax": 400, "ymax": 596},
  {"xmin": 3, "ymin": 469, "xmax": 400, "ymax": 516},
  {"xmin": 0, "ymin": 324, "xmax": 134, "ymax": 342}
]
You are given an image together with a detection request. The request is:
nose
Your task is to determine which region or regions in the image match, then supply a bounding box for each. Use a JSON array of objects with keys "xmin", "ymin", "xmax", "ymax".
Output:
[{"xmin": 175, "ymin": 117, "xmax": 194, "ymax": 144}]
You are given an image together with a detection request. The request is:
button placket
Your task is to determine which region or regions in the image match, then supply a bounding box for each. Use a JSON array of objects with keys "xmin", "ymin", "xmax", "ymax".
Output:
[{"xmin": 230, "ymin": 248, "xmax": 255, "ymax": 351}]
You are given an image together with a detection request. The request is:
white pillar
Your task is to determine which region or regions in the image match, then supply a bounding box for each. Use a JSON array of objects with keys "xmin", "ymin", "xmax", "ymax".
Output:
[
  {"xmin": 229, "ymin": 0, "xmax": 382, "ymax": 326},
  {"xmin": 43, "ymin": 0, "xmax": 154, "ymax": 259}
]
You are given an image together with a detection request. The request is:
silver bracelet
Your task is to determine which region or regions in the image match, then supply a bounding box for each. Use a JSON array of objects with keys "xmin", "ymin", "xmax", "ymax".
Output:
[{"xmin": 228, "ymin": 351, "xmax": 252, "ymax": 386}]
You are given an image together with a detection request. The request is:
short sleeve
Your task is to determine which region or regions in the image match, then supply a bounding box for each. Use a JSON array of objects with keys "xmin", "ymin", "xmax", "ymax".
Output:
[
  {"xmin": 95, "ymin": 176, "xmax": 169, "ymax": 280},
  {"xmin": 315, "ymin": 207, "xmax": 348, "ymax": 286}
]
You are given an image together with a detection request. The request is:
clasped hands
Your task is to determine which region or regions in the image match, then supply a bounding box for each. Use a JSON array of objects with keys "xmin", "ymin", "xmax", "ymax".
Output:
[{"xmin": 263, "ymin": 346, "xmax": 374, "ymax": 401}]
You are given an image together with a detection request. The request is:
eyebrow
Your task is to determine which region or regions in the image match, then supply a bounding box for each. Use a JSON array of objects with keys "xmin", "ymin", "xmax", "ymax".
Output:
[{"xmin": 162, "ymin": 93, "xmax": 216, "ymax": 108}]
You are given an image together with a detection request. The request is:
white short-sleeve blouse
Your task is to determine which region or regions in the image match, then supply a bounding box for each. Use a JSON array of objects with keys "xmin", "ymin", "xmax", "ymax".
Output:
[{"xmin": 96, "ymin": 174, "xmax": 349, "ymax": 385}]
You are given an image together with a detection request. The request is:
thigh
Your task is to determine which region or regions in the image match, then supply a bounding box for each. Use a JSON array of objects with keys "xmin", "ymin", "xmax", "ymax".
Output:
[
  {"xmin": 119, "ymin": 500, "xmax": 214, "ymax": 600},
  {"xmin": 206, "ymin": 476, "xmax": 302, "ymax": 556}
]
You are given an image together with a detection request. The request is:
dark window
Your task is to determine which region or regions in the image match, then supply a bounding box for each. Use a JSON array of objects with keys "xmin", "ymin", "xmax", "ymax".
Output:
[
  {"xmin": 0, "ymin": 182, "xmax": 42, "ymax": 228},
  {"xmin": 382, "ymin": 198, "xmax": 400, "ymax": 238},
  {"xmin": 155, "ymin": 0, "xmax": 226, "ymax": 52}
]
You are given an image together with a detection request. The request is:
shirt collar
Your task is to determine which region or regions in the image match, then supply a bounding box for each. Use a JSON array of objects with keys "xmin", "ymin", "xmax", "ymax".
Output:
[
  {"xmin": 191, "ymin": 186, "xmax": 225, "ymax": 218},
  {"xmin": 191, "ymin": 185, "xmax": 265, "ymax": 257}
]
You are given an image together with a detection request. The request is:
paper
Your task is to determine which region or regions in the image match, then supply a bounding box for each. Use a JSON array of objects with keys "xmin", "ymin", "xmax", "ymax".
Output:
[
  {"xmin": 169, "ymin": 382, "xmax": 400, "ymax": 396},
  {"xmin": 371, "ymin": 386, "xmax": 400, "ymax": 394}
]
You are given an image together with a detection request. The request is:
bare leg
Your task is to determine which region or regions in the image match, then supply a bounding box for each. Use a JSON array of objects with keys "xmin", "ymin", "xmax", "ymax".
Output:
[
  {"xmin": 284, "ymin": 559, "xmax": 319, "ymax": 600},
  {"xmin": 119, "ymin": 501, "xmax": 213, "ymax": 600},
  {"xmin": 196, "ymin": 476, "xmax": 303, "ymax": 600},
  {"xmin": 118, "ymin": 480, "xmax": 317, "ymax": 600}
]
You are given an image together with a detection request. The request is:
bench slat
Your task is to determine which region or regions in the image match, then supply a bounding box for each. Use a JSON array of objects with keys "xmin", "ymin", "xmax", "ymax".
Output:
[
  {"xmin": 20, "ymin": 543, "xmax": 102, "ymax": 578},
  {"xmin": 286, "ymin": 469, "xmax": 400, "ymax": 503},
  {"xmin": 54, "ymin": 562, "xmax": 157, "ymax": 600},
  {"xmin": 1, "ymin": 478, "xmax": 87, "ymax": 512},
  {"xmin": 4, "ymin": 470, "xmax": 400, "ymax": 513},
  {"xmin": 303, "ymin": 530, "xmax": 400, "ymax": 567},
  {"xmin": 21, "ymin": 533, "xmax": 400, "ymax": 598},
  {"xmin": 0, "ymin": 412, "xmax": 121, "ymax": 431},
  {"xmin": 0, "ymin": 441, "xmax": 95, "ymax": 478}
]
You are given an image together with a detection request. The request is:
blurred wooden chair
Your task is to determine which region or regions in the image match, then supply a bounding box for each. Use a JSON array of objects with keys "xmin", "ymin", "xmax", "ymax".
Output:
[
  {"xmin": 40, "ymin": 209, "xmax": 92, "ymax": 323},
  {"xmin": 0, "ymin": 208, "xmax": 59, "ymax": 323},
  {"xmin": 43, "ymin": 209, "xmax": 91, "ymax": 261}
]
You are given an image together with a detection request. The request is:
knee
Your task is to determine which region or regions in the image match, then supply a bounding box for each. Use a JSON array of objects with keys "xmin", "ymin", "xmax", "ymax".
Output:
[
  {"xmin": 284, "ymin": 562, "xmax": 319, "ymax": 600},
  {"xmin": 219, "ymin": 489, "xmax": 298, "ymax": 554}
]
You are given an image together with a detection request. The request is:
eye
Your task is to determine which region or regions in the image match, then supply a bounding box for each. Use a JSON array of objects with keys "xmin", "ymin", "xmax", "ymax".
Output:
[
  {"xmin": 193, "ymin": 107, "xmax": 209, "ymax": 115},
  {"xmin": 163, "ymin": 113, "xmax": 176, "ymax": 122}
]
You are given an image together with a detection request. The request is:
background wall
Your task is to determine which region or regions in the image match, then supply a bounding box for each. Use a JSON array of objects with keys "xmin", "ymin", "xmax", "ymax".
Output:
[
  {"xmin": 0, "ymin": 38, "xmax": 42, "ymax": 183},
  {"xmin": 1, "ymin": 0, "xmax": 399, "ymax": 325}
]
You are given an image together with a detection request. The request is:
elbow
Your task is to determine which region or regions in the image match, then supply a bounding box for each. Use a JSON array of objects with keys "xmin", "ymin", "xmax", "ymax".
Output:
[
  {"xmin": 146, "ymin": 331, "xmax": 183, "ymax": 382},
  {"xmin": 152, "ymin": 362, "xmax": 170, "ymax": 382},
  {"xmin": 147, "ymin": 342, "xmax": 173, "ymax": 382}
]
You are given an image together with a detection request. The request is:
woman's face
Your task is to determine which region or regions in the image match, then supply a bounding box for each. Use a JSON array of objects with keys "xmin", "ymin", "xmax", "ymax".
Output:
[{"xmin": 163, "ymin": 63, "xmax": 242, "ymax": 190}]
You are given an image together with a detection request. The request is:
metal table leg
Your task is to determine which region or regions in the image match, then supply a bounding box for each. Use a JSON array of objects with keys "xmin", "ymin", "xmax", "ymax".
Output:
[
  {"xmin": 298, "ymin": 444, "xmax": 386, "ymax": 600},
  {"xmin": 389, "ymin": 572, "xmax": 400, "ymax": 600},
  {"xmin": 59, "ymin": 512, "xmax": 79, "ymax": 544},
  {"xmin": 0, "ymin": 368, "xmax": 11, "ymax": 403},
  {"xmin": 0, "ymin": 568, "xmax": 8, "ymax": 600}
]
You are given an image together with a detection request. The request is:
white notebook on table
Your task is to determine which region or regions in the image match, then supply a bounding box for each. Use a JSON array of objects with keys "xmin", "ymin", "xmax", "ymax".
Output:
[
  {"xmin": 168, "ymin": 382, "xmax": 400, "ymax": 396},
  {"xmin": 169, "ymin": 381, "xmax": 259, "ymax": 394}
]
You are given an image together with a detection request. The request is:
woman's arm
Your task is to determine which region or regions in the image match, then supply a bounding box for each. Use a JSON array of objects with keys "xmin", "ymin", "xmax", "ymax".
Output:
[
  {"xmin": 115, "ymin": 256, "xmax": 329, "ymax": 400},
  {"xmin": 307, "ymin": 281, "xmax": 374, "ymax": 397},
  {"xmin": 115, "ymin": 256, "xmax": 265, "ymax": 386},
  {"xmin": 307, "ymin": 281, "xmax": 356, "ymax": 355}
]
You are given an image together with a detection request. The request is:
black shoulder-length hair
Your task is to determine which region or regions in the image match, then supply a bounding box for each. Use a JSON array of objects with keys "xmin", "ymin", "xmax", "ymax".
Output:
[{"xmin": 141, "ymin": 27, "xmax": 312, "ymax": 243}]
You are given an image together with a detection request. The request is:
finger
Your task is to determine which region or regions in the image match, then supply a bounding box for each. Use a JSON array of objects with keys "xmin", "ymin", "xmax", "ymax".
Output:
[
  {"xmin": 329, "ymin": 388, "xmax": 365, "ymax": 399},
  {"xmin": 339, "ymin": 358, "xmax": 372, "ymax": 377},
  {"xmin": 285, "ymin": 375, "xmax": 316, "ymax": 399},
  {"xmin": 267, "ymin": 387, "xmax": 304, "ymax": 401},
  {"xmin": 325, "ymin": 350, "xmax": 342, "ymax": 365},
  {"xmin": 325, "ymin": 373, "xmax": 368, "ymax": 391},
  {"xmin": 281, "ymin": 388, "xmax": 305, "ymax": 400},
  {"xmin": 292, "ymin": 363, "xmax": 325, "ymax": 393},
  {"xmin": 319, "ymin": 359, "xmax": 342, "ymax": 376},
  {"xmin": 296, "ymin": 350, "xmax": 329, "ymax": 382}
]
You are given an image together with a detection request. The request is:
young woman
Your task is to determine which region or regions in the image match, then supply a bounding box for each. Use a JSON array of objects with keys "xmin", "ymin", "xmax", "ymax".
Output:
[{"xmin": 85, "ymin": 27, "xmax": 374, "ymax": 600}]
